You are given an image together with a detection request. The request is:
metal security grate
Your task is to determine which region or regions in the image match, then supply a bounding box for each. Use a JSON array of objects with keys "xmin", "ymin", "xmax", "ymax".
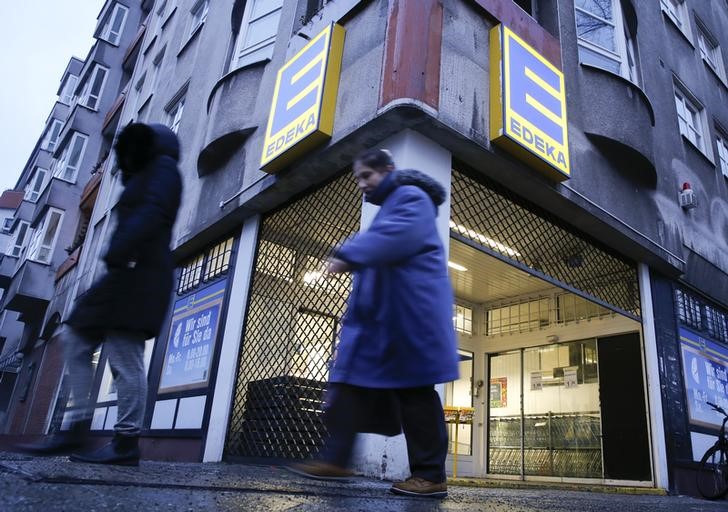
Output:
[
  {"xmin": 225, "ymin": 173, "xmax": 360, "ymax": 459},
  {"xmin": 450, "ymin": 170, "xmax": 640, "ymax": 318}
]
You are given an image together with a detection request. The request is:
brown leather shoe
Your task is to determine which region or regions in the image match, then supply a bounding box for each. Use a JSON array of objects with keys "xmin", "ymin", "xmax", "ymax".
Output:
[
  {"xmin": 390, "ymin": 477, "xmax": 447, "ymax": 498},
  {"xmin": 287, "ymin": 461, "xmax": 354, "ymax": 481}
]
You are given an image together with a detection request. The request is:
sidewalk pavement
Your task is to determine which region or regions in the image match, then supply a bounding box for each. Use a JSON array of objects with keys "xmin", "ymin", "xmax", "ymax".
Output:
[{"xmin": 0, "ymin": 451, "xmax": 725, "ymax": 512}]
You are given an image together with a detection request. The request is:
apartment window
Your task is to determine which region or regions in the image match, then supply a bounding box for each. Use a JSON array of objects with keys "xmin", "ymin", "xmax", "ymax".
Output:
[
  {"xmin": 575, "ymin": 0, "xmax": 639, "ymax": 84},
  {"xmin": 188, "ymin": 0, "xmax": 209, "ymax": 39},
  {"xmin": 232, "ymin": 0, "xmax": 283, "ymax": 69},
  {"xmin": 303, "ymin": 0, "xmax": 325, "ymax": 24},
  {"xmin": 59, "ymin": 75, "xmax": 78, "ymax": 105},
  {"xmin": 150, "ymin": 49, "xmax": 165, "ymax": 96},
  {"xmin": 43, "ymin": 119, "xmax": 64, "ymax": 152},
  {"xmin": 53, "ymin": 132, "xmax": 88, "ymax": 183},
  {"xmin": 133, "ymin": 73, "xmax": 146, "ymax": 111},
  {"xmin": 154, "ymin": 0, "xmax": 169, "ymax": 35},
  {"xmin": 27, "ymin": 208, "xmax": 64, "ymax": 264},
  {"xmin": 100, "ymin": 3, "xmax": 129, "ymax": 45},
  {"xmin": 166, "ymin": 95, "xmax": 185, "ymax": 134},
  {"xmin": 661, "ymin": 0, "xmax": 691, "ymax": 39},
  {"xmin": 513, "ymin": 0, "xmax": 536, "ymax": 17},
  {"xmin": 673, "ymin": 83, "xmax": 709, "ymax": 154},
  {"xmin": 717, "ymin": 131, "xmax": 728, "ymax": 178},
  {"xmin": 696, "ymin": 21, "xmax": 727, "ymax": 83},
  {"xmin": 24, "ymin": 168, "xmax": 48, "ymax": 202},
  {"xmin": 7, "ymin": 221, "xmax": 30, "ymax": 258},
  {"xmin": 80, "ymin": 65, "xmax": 109, "ymax": 111},
  {"xmin": 2, "ymin": 217, "xmax": 13, "ymax": 233}
]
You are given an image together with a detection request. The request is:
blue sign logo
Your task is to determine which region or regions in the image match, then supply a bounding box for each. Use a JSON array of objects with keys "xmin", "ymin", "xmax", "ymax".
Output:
[
  {"xmin": 490, "ymin": 25, "xmax": 570, "ymax": 180},
  {"xmin": 261, "ymin": 24, "xmax": 345, "ymax": 172}
]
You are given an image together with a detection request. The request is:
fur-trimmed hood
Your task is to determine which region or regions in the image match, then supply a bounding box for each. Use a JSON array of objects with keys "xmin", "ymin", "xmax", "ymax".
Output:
[
  {"xmin": 115, "ymin": 123, "xmax": 180, "ymax": 175},
  {"xmin": 391, "ymin": 169, "xmax": 446, "ymax": 206},
  {"xmin": 366, "ymin": 169, "xmax": 446, "ymax": 207}
]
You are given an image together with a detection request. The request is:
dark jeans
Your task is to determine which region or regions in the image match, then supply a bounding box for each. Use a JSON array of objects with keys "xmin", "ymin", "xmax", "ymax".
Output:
[{"xmin": 319, "ymin": 383, "xmax": 448, "ymax": 483}]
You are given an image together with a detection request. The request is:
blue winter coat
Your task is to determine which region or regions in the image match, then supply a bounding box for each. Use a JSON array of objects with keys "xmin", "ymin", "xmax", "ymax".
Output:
[
  {"xmin": 330, "ymin": 170, "xmax": 460, "ymax": 388},
  {"xmin": 67, "ymin": 124, "xmax": 182, "ymax": 339}
]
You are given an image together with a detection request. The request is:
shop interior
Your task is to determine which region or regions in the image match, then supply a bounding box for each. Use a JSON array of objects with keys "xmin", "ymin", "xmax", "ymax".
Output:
[{"xmin": 444, "ymin": 236, "xmax": 650, "ymax": 482}]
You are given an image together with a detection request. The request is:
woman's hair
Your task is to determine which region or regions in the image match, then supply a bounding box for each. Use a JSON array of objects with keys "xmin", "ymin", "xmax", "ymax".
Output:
[{"xmin": 354, "ymin": 148, "xmax": 395, "ymax": 170}]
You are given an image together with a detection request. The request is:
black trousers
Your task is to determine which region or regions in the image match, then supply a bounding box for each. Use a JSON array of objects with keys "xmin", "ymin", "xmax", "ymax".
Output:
[{"xmin": 319, "ymin": 383, "xmax": 449, "ymax": 483}]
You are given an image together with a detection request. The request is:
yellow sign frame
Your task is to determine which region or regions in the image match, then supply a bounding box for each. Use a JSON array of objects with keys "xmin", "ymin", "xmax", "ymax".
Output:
[
  {"xmin": 490, "ymin": 24, "xmax": 570, "ymax": 181},
  {"xmin": 261, "ymin": 23, "xmax": 345, "ymax": 173}
]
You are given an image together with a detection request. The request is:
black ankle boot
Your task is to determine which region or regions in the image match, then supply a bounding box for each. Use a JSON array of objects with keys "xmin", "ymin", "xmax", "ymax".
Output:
[
  {"xmin": 16, "ymin": 419, "xmax": 91, "ymax": 455},
  {"xmin": 69, "ymin": 435, "xmax": 140, "ymax": 466}
]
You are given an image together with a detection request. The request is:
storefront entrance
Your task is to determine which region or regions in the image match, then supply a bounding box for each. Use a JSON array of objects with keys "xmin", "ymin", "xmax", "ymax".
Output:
[
  {"xmin": 225, "ymin": 165, "xmax": 652, "ymax": 484},
  {"xmin": 441, "ymin": 169, "xmax": 651, "ymax": 483},
  {"xmin": 442, "ymin": 237, "xmax": 652, "ymax": 483}
]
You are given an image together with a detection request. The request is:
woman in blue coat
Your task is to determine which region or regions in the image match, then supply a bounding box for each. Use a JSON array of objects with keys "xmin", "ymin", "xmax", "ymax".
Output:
[{"xmin": 291, "ymin": 149, "xmax": 459, "ymax": 498}]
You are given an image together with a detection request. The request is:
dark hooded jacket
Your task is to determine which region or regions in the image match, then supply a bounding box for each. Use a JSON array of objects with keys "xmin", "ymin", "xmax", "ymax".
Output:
[
  {"xmin": 67, "ymin": 123, "xmax": 182, "ymax": 338},
  {"xmin": 330, "ymin": 169, "xmax": 459, "ymax": 388}
]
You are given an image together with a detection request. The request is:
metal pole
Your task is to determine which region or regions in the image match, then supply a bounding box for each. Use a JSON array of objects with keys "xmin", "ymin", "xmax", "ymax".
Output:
[{"xmin": 453, "ymin": 409, "xmax": 460, "ymax": 479}]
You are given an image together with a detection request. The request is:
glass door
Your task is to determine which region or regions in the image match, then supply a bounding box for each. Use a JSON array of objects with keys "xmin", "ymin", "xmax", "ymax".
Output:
[
  {"xmin": 488, "ymin": 340, "xmax": 604, "ymax": 479},
  {"xmin": 488, "ymin": 351, "xmax": 523, "ymax": 475},
  {"xmin": 444, "ymin": 349, "xmax": 475, "ymax": 476},
  {"xmin": 523, "ymin": 341, "xmax": 602, "ymax": 478}
]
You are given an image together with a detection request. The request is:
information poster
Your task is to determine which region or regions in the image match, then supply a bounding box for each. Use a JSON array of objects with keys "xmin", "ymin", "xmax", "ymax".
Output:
[
  {"xmin": 679, "ymin": 327, "xmax": 728, "ymax": 429},
  {"xmin": 490, "ymin": 377, "xmax": 507, "ymax": 408},
  {"xmin": 158, "ymin": 279, "xmax": 227, "ymax": 393},
  {"xmin": 530, "ymin": 371, "xmax": 543, "ymax": 391},
  {"xmin": 564, "ymin": 366, "xmax": 578, "ymax": 389}
]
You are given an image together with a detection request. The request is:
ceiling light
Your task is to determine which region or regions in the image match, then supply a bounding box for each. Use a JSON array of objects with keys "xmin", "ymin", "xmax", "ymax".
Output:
[
  {"xmin": 450, "ymin": 221, "xmax": 522, "ymax": 258},
  {"xmin": 448, "ymin": 261, "xmax": 468, "ymax": 272},
  {"xmin": 303, "ymin": 270, "xmax": 324, "ymax": 284}
]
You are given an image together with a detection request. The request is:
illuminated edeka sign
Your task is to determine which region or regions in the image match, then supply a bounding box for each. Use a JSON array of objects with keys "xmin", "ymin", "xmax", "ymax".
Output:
[
  {"xmin": 490, "ymin": 24, "xmax": 570, "ymax": 181},
  {"xmin": 260, "ymin": 23, "xmax": 345, "ymax": 173}
]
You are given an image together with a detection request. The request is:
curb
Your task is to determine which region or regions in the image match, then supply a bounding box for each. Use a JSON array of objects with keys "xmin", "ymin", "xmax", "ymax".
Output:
[{"xmin": 449, "ymin": 477, "xmax": 668, "ymax": 496}]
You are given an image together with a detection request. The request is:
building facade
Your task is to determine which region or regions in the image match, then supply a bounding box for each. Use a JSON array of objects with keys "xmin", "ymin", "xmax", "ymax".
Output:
[
  {"xmin": 2, "ymin": 0, "xmax": 728, "ymax": 498},
  {"xmin": 0, "ymin": 0, "xmax": 147, "ymax": 435}
]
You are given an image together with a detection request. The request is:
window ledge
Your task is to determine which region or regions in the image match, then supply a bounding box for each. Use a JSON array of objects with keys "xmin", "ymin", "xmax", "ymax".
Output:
[
  {"xmin": 579, "ymin": 62, "xmax": 654, "ymax": 124},
  {"xmin": 25, "ymin": 258, "xmax": 51, "ymax": 267},
  {"xmin": 207, "ymin": 58, "xmax": 270, "ymax": 113},
  {"xmin": 178, "ymin": 22, "xmax": 204, "ymax": 57},
  {"xmin": 137, "ymin": 94, "xmax": 153, "ymax": 116},
  {"xmin": 144, "ymin": 34, "xmax": 159, "ymax": 55},
  {"xmin": 682, "ymin": 134, "xmax": 715, "ymax": 167},
  {"xmin": 162, "ymin": 7, "xmax": 177, "ymax": 30},
  {"xmin": 661, "ymin": 11, "xmax": 694, "ymax": 48},
  {"xmin": 96, "ymin": 36, "xmax": 121, "ymax": 48},
  {"xmin": 703, "ymin": 60, "xmax": 728, "ymax": 90},
  {"xmin": 51, "ymin": 176, "xmax": 77, "ymax": 186}
]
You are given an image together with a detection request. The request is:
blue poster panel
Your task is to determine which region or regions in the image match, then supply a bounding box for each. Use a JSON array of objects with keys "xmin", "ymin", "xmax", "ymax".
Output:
[
  {"xmin": 158, "ymin": 279, "xmax": 227, "ymax": 393},
  {"xmin": 679, "ymin": 327, "xmax": 728, "ymax": 429}
]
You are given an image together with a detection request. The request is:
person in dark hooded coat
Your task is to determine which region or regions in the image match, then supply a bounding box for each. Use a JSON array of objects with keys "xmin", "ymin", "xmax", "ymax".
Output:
[
  {"xmin": 290, "ymin": 149, "xmax": 459, "ymax": 499},
  {"xmin": 20, "ymin": 123, "xmax": 182, "ymax": 466}
]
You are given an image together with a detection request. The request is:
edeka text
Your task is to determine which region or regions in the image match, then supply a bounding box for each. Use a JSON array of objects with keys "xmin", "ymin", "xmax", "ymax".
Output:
[
  {"xmin": 265, "ymin": 112, "xmax": 317, "ymax": 158},
  {"xmin": 509, "ymin": 117, "xmax": 566, "ymax": 168}
]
